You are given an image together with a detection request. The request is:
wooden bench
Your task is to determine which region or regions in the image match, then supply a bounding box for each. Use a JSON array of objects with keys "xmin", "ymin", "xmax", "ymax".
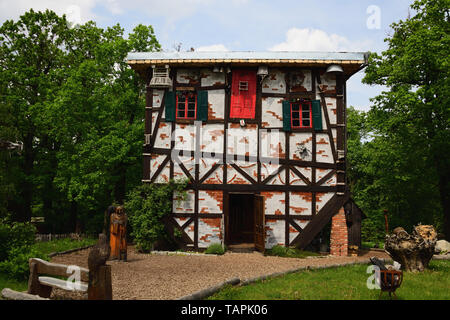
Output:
[
  {"xmin": 27, "ymin": 258, "xmax": 111, "ymax": 300},
  {"xmin": 27, "ymin": 258, "xmax": 89, "ymax": 298}
]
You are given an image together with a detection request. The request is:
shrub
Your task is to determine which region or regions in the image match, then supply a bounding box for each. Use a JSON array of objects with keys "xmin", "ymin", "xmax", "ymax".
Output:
[
  {"xmin": 268, "ymin": 245, "xmax": 288, "ymax": 257},
  {"xmin": 0, "ymin": 246, "xmax": 46, "ymax": 280},
  {"xmin": 266, "ymin": 245, "xmax": 319, "ymax": 259},
  {"xmin": 125, "ymin": 179, "xmax": 188, "ymax": 253},
  {"xmin": 0, "ymin": 218, "xmax": 36, "ymax": 262},
  {"xmin": 205, "ymin": 243, "xmax": 226, "ymax": 255}
]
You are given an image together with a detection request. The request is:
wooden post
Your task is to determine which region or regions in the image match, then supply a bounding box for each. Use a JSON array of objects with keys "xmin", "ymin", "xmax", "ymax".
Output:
[
  {"xmin": 27, "ymin": 260, "xmax": 52, "ymax": 298},
  {"xmin": 87, "ymin": 265, "xmax": 112, "ymax": 300}
]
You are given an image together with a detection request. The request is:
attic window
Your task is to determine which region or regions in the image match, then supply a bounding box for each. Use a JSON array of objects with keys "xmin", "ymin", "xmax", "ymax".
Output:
[{"xmin": 239, "ymin": 81, "xmax": 249, "ymax": 91}]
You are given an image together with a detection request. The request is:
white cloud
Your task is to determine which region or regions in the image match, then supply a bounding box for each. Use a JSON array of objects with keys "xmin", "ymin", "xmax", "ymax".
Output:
[
  {"xmin": 269, "ymin": 27, "xmax": 372, "ymax": 52},
  {"xmin": 0, "ymin": 0, "xmax": 98, "ymax": 24},
  {"xmin": 196, "ymin": 44, "xmax": 228, "ymax": 51}
]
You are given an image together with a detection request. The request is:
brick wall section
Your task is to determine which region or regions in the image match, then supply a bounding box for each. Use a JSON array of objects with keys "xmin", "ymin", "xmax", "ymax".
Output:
[{"xmin": 330, "ymin": 207, "xmax": 348, "ymax": 256}]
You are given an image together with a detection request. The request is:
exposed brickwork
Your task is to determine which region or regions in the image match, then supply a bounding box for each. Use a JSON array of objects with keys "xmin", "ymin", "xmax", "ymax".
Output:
[{"xmin": 330, "ymin": 207, "xmax": 348, "ymax": 256}]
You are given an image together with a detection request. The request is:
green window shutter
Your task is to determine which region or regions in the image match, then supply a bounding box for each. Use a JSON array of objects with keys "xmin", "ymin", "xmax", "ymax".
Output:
[
  {"xmin": 165, "ymin": 91, "xmax": 176, "ymax": 122},
  {"xmin": 282, "ymin": 100, "xmax": 291, "ymax": 132},
  {"xmin": 312, "ymin": 99, "xmax": 322, "ymax": 131},
  {"xmin": 197, "ymin": 90, "xmax": 208, "ymax": 121}
]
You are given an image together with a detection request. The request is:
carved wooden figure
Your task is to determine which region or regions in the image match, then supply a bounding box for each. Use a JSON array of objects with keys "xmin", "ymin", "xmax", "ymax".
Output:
[{"xmin": 110, "ymin": 206, "xmax": 127, "ymax": 261}]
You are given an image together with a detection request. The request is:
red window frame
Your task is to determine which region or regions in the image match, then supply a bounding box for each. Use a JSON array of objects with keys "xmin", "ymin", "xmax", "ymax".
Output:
[
  {"xmin": 291, "ymin": 101, "xmax": 312, "ymax": 128},
  {"xmin": 176, "ymin": 92, "xmax": 197, "ymax": 120}
]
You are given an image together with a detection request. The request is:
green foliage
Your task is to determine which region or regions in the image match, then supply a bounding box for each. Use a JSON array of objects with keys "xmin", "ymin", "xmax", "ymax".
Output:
[
  {"xmin": 125, "ymin": 180, "xmax": 188, "ymax": 252},
  {"xmin": 204, "ymin": 243, "xmax": 226, "ymax": 255},
  {"xmin": 361, "ymin": 0, "xmax": 450, "ymax": 239},
  {"xmin": 0, "ymin": 9, "xmax": 161, "ymax": 233},
  {"xmin": 0, "ymin": 246, "xmax": 46, "ymax": 280},
  {"xmin": 0, "ymin": 218, "xmax": 36, "ymax": 261},
  {"xmin": 0, "ymin": 237, "xmax": 96, "ymax": 283}
]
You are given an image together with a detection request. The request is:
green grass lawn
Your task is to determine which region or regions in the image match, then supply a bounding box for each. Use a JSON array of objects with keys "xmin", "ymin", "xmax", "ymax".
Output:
[
  {"xmin": 32, "ymin": 237, "xmax": 97, "ymax": 257},
  {"xmin": 208, "ymin": 260, "xmax": 450, "ymax": 300},
  {"xmin": 0, "ymin": 237, "xmax": 96, "ymax": 296}
]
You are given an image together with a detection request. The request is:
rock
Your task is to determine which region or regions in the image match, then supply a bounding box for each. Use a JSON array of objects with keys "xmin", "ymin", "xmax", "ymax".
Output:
[{"xmin": 435, "ymin": 240, "xmax": 450, "ymax": 254}]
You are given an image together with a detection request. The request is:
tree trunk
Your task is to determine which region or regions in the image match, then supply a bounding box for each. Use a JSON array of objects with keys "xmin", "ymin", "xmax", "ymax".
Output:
[
  {"xmin": 385, "ymin": 225, "xmax": 437, "ymax": 272},
  {"xmin": 18, "ymin": 133, "xmax": 34, "ymax": 222}
]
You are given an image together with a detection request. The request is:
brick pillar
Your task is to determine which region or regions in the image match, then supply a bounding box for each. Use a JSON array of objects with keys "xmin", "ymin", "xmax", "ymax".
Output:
[{"xmin": 330, "ymin": 207, "xmax": 348, "ymax": 256}]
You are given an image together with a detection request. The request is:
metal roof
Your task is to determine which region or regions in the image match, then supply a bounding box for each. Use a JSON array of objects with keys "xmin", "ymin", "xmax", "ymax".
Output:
[{"xmin": 126, "ymin": 51, "xmax": 368, "ymax": 62}]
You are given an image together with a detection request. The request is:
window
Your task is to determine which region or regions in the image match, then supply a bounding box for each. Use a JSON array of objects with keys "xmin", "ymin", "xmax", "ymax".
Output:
[
  {"xmin": 239, "ymin": 81, "xmax": 249, "ymax": 91},
  {"xmin": 230, "ymin": 70, "xmax": 256, "ymax": 119},
  {"xmin": 290, "ymin": 101, "xmax": 312, "ymax": 128},
  {"xmin": 176, "ymin": 92, "xmax": 197, "ymax": 119}
]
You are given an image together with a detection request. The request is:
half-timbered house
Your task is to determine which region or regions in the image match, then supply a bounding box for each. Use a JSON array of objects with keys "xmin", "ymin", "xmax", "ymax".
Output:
[{"xmin": 126, "ymin": 51, "xmax": 368, "ymax": 255}]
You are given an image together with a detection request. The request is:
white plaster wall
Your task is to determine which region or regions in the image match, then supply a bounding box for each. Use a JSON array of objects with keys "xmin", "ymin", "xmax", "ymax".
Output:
[
  {"xmin": 262, "ymin": 69, "xmax": 286, "ymax": 94},
  {"xmin": 261, "ymin": 97, "xmax": 284, "ymax": 128},
  {"xmin": 265, "ymin": 219, "xmax": 285, "ymax": 249},
  {"xmin": 316, "ymin": 133, "xmax": 334, "ymax": 164},
  {"xmin": 289, "ymin": 192, "xmax": 312, "ymax": 216}
]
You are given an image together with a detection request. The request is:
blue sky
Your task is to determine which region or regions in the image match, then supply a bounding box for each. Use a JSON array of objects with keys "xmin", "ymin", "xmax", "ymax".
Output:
[{"xmin": 0, "ymin": 0, "xmax": 415, "ymax": 110}]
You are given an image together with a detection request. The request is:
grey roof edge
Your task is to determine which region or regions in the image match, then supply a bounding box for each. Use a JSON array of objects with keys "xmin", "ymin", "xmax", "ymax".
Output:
[{"xmin": 126, "ymin": 51, "xmax": 368, "ymax": 62}]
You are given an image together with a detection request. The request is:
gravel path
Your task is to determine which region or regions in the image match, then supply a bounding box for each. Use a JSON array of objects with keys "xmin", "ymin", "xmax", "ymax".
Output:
[{"xmin": 51, "ymin": 246, "xmax": 389, "ymax": 300}]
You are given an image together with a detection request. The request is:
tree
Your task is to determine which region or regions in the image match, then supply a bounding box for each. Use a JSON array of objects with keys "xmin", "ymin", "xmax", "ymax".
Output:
[
  {"xmin": 0, "ymin": 9, "xmax": 161, "ymax": 233},
  {"xmin": 363, "ymin": 0, "xmax": 450, "ymax": 239},
  {"xmin": 0, "ymin": 10, "xmax": 71, "ymax": 222}
]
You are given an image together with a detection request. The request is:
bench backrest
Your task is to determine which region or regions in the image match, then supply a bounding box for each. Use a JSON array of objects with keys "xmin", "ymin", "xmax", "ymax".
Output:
[{"xmin": 29, "ymin": 258, "xmax": 89, "ymax": 282}]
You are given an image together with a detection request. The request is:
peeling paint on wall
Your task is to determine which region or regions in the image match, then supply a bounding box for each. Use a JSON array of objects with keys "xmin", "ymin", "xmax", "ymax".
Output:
[
  {"xmin": 198, "ymin": 190, "xmax": 223, "ymax": 213},
  {"xmin": 265, "ymin": 219, "xmax": 285, "ymax": 248},
  {"xmin": 260, "ymin": 130, "xmax": 285, "ymax": 159},
  {"xmin": 200, "ymin": 69, "xmax": 226, "ymax": 87},
  {"xmin": 288, "ymin": 220, "xmax": 309, "ymax": 244},
  {"xmin": 316, "ymin": 192, "xmax": 335, "ymax": 213},
  {"xmin": 261, "ymin": 191, "xmax": 285, "ymax": 215},
  {"xmin": 173, "ymin": 156, "xmax": 195, "ymax": 180},
  {"xmin": 261, "ymin": 97, "xmax": 284, "ymax": 128},
  {"xmin": 289, "ymin": 192, "xmax": 312, "ymax": 216},
  {"xmin": 226, "ymin": 165, "xmax": 251, "ymax": 184},
  {"xmin": 176, "ymin": 69, "xmax": 200, "ymax": 85},
  {"xmin": 227, "ymin": 124, "xmax": 258, "ymax": 157},
  {"xmin": 317, "ymin": 71, "xmax": 336, "ymax": 94},
  {"xmin": 262, "ymin": 69, "xmax": 286, "ymax": 94},
  {"xmin": 154, "ymin": 122, "xmax": 172, "ymax": 149},
  {"xmin": 198, "ymin": 218, "xmax": 222, "ymax": 248},
  {"xmin": 315, "ymin": 133, "xmax": 334, "ymax": 164},
  {"xmin": 290, "ymin": 133, "xmax": 313, "ymax": 161},
  {"xmin": 201, "ymin": 123, "xmax": 224, "ymax": 154},
  {"xmin": 173, "ymin": 189, "xmax": 195, "ymax": 213},
  {"xmin": 207, "ymin": 89, "xmax": 225, "ymax": 120},
  {"xmin": 290, "ymin": 70, "xmax": 312, "ymax": 92}
]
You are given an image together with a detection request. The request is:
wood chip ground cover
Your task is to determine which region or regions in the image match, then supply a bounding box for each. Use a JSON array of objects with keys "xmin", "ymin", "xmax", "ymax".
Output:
[{"xmin": 50, "ymin": 246, "xmax": 388, "ymax": 300}]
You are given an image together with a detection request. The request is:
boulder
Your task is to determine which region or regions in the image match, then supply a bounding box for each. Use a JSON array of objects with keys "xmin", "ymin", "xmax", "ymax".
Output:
[{"xmin": 435, "ymin": 240, "xmax": 450, "ymax": 254}]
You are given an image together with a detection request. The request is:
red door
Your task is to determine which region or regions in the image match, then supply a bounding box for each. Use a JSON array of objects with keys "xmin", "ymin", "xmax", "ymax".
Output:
[{"xmin": 230, "ymin": 70, "xmax": 256, "ymax": 119}]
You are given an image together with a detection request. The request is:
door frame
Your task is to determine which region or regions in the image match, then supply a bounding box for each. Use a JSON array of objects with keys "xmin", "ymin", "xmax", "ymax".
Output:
[{"xmin": 224, "ymin": 192, "xmax": 265, "ymax": 251}]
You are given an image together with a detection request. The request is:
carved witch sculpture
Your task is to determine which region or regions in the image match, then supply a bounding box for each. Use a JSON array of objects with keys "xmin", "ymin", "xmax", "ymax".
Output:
[{"xmin": 110, "ymin": 206, "xmax": 127, "ymax": 261}]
